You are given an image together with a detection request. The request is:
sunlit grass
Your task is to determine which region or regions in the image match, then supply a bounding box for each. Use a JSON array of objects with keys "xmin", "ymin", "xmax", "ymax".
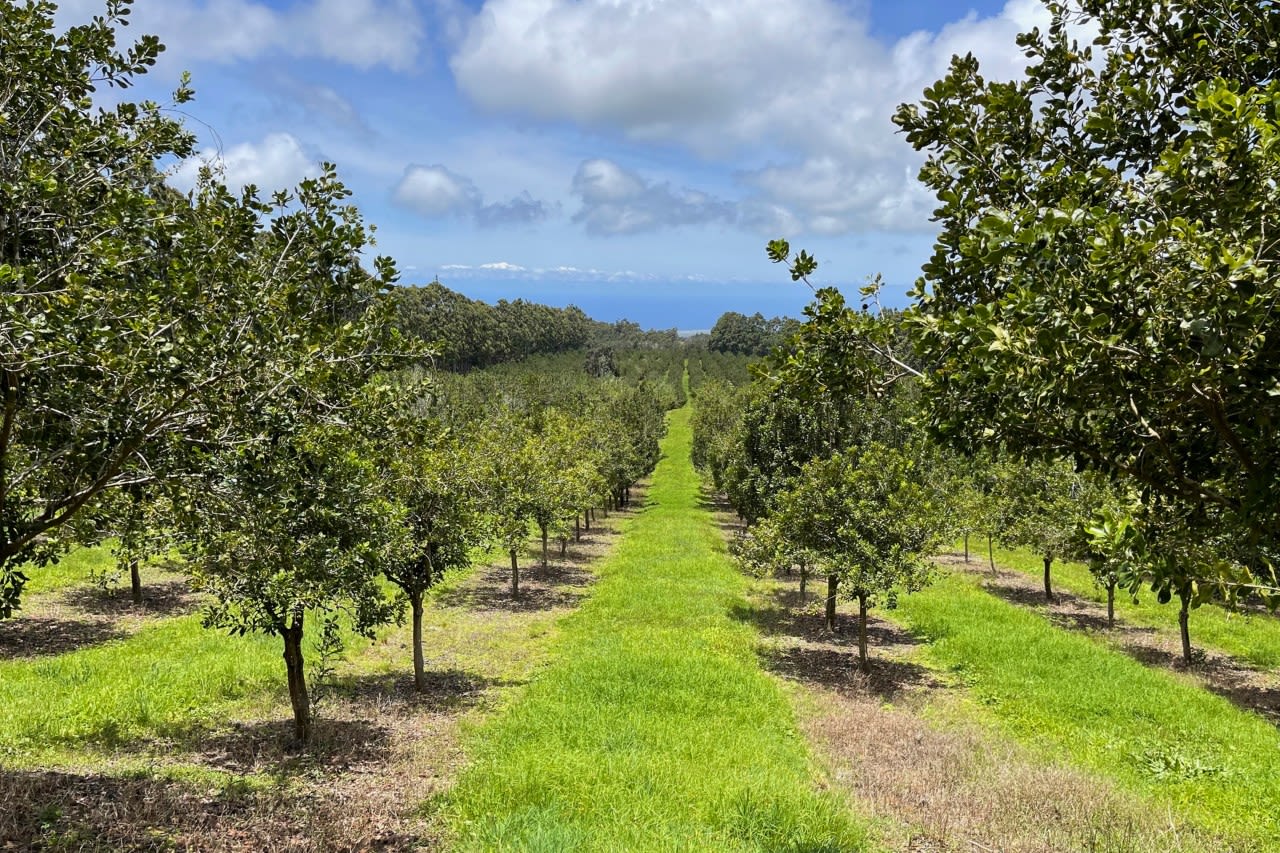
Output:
[
  {"xmin": 442, "ymin": 408, "xmax": 873, "ymax": 851},
  {"xmin": 21, "ymin": 545, "xmax": 118, "ymax": 597},
  {"xmin": 896, "ymin": 571, "xmax": 1280, "ymax": 848},
  {"xmin": 0, "ymin": 615, "xmax": 287, "ymax": 763},
  {"xmin": 969, "ymin": 542, "xmax": 1280, "ymax": 669}
]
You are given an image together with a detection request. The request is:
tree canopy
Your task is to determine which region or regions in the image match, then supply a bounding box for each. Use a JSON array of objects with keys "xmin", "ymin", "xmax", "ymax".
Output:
[{"xmin": 894, "ymin": 0, "xmax": 1280, "ymax": 585}]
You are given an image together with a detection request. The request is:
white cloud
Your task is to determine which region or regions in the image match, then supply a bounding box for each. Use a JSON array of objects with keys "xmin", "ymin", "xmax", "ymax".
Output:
[
  {"xmin": 392, "ymin": 165, "xmax": 554, "ymax": 227},
  {"xmin": 451, "ymin": 0, "xmax": 1054, "ymax": 234},
  {"xmin": 170, "ymin": 132, "xmax": 319, "ymax": 192},
  {"xmin": 393, "ymin": 164, "xmax": 482, "ymax": 217},
  {"xmin": 570, "ymin": 159, "xmax": 735, "ymax": 235},
  {"xmin": 56, "ymin": 0, "xmax": 423, "ymax": 71},
  {"xmin": 479, "ymin": 261, "xmax": 527, "ymax": 271}
]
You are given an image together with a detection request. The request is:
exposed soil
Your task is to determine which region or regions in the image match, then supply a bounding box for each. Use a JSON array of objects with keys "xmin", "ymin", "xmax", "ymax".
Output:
[
  {"xmin": 743, "ymin": 575, "xmax": 1225, "ymax": 852},
  {"xmin": 709, "ymin": 490, "xmax": 1223, "ymax": 853},
  {"xmin": 0, "ymin": 497, "xmax": 640, "ymax": 852},
  {"xmin": 938, "ymin": 553, "xmax": 1280, "ymax": 726},
  {"xmin": 0, "ymin": 576, "xmax": 201, "ymax": 660}
]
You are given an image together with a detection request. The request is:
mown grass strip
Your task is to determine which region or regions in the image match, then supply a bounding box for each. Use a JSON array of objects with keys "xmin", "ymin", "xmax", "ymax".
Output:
[
  {"xmin": 0, "ymin": 535, "xmax": 524, "ymax": 771},
  {"xmin": 975, "ymin": 543, "xmax": 1280, "ymax": 669},
  {"xmin": 0, "ymin": 614, "xmax": 287, "ymax": 762},
  {"xmin": 443, "ymin": 408, "xmax": 871, "ymax": 852},
  {"xmin": 897, "ymin": 571, "xmax": 1280, "ymax": 848}
]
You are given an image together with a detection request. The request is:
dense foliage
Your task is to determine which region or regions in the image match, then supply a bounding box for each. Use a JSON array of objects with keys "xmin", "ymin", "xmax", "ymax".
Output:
[
  {"xmin": 895, "ymin": 0, "xmax": 1280, "ymax": 601},
  {"xmin": 720, "ymin": 0, "xmax": 1280, "ymax": 670}
]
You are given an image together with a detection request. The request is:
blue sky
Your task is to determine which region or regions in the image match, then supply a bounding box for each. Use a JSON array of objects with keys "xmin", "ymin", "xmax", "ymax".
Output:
[{"xmin": 59, "ymin": 0, "xmax": 1049, "ymax": 329}]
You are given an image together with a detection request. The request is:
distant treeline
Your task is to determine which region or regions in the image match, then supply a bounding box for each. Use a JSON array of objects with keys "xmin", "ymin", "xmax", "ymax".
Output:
[
  {"xmin": 393, "ymin": 281, "xmax": 682, "ymax": 371},
  {"xmin": 393, "ymin": 281, "xmax": 799, "ymax": 371}
]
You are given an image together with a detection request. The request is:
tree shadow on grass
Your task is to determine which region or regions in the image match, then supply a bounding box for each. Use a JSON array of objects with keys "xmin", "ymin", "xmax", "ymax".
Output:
[
  {"xmin": 733, "ymin": 589, "xmax": 946, "ymax": 705},
  {"xmin": 436, "ymin": 563, "xmax": 592, "ymax": 614},
  {"xmin": 0, "ymin": 616, "xmax": 126, "ymax": 660},
  {"xmin": 698, "ymin": 489, "xmax": 747, "ymax": 537},
  {"xmin": 60, "ymin": 578, "xmax": 198, "ymax": 619},
  {"xmin": 182, "ymin": 717, "xmax": 394, "ymax": 776},
  {"xmin": 760, "ymin": 643, "xmax": 943, "ymax": 704},
  {"xmin": 980, "ymin": 581, "xmax": 1131, "ymax": 634},
  {"xmin": 333, "ymin": 669, "xmax": 521, "ymax": 715}
]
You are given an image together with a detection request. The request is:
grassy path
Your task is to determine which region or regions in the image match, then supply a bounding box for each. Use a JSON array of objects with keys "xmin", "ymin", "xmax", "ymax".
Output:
[
  {"xmin": 968, "ymin": 542, "xmax": 1280, "ymax": 669},
  {"xmin": 895, "ymin": 572, "xmax": 1280, "ymax": 848},
  {"xmin": 441, "ymin": 408, "xmax": 871, "ymax": 851}
]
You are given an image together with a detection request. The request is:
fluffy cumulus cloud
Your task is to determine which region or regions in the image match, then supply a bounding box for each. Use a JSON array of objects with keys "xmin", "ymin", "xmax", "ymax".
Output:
[
  {"xmin": 570, "ymin": 159, "xmax": 735, "ymax": 236},
  {"xmin": 451, "ymin": 0, "xmax": 1054, "ymax": 234},
  {"xmin": 393, "ymin": 165, "xmax": 553, "ymax": 228},
  {"xmin": 170, "ymin": 132, "xmax": 319, "ymax": 192},
  {"xmin": 56, "ymin": 0, "xmax": 423, "ymax": 70},
  {"xmin": 393, "ymin": 164, "xmax": 482, "ymax": 217}
]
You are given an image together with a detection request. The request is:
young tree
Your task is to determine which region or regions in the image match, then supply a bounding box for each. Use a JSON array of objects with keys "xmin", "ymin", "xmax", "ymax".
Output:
[
  {"xmin": 183, "ymin": 421, "xmax": 400, "ymax": 744},
  {"xmin": 380, "ymin": 420, "xmax": 483, "ymax": 691},
  {"xmin": 528, "ymin": 410, "xmax": 589, "ymax": 568},
  {"xmin": 996, "ymin": 459, "xmax": 1099, "ymax": 602},
  {"xmin": 732, "ymin": 516, "xmax": 817, "ymax": 603},
  {"xmin": 95, "ymin": 482, "xmax": 172, "ymax": 605},
  {"xmin": 774, "ymin": 443, "xmax": 943, "ymax": 673},
  {"xmin": 475, "ymin": 414, "xmax": 540, "ymax": 596}
]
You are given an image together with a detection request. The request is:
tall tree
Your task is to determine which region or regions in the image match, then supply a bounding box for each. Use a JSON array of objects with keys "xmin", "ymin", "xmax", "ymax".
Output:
[
  {"xmin": 893, "ymin": 0, "xmax": 1280, "ymax": 597},
  {"xmin": 0, "ymin": 0, "xmax": 401, "ymax": 617}
]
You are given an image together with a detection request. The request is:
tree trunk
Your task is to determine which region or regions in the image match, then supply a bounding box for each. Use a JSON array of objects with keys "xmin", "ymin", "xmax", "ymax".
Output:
[
  {"xmin": 1178, "ymin": 588, "xmax": 1193, "ymax": 665},
  {"xmin": 575, "ymin": 515, "xmax": 581, "ymax": 541},
  {"xmin": 799, "ymin": 564, "xmax": 808, "ymax": 602},
  {"xmin": 988, "ymin": 534, "xmax": 996, "ymax": 574},
  {"xmin": 1106, "ymin": 581, "xmax": 1115, "ymax": 628},
  {"xmin": 540, "ymin": 523, "xmax": 549, "ymax": 568},
  {"xmin": 856, "ymin": 591, "xmax": 870, "ymax": 674},
  {"xmin": 559, "ymin": 537, "xmax": 567, "ymax": 558},
  {"xmin": 510, "ymin": 549, "xmax": 520, "ymax": 597},
  {"xmin": 129, "ymin": 559, "xmax": 142, "ymax": 605},
  {"xmin": 963, "ymin": 533, "xmax": 970, "ymax": 563},
  {"xmin": 1043, "ymin": 556, "xmax": 1054, "ymax": 602},
  {"xmin": 282, "ymin": 617, "xmax": 311, "ymax": 745},
  {"xmin": 410, "ymin": 591, "xmax": 425, "ymax": 692},
  {"xmin": 825, "ymin": 574, "xmax": 839, "ymax": 632}
]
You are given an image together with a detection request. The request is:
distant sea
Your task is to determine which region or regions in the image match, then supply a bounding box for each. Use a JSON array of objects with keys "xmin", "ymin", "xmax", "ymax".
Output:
[{"xmin": 437, "ymin": 278, "xmax": 820, "ymax": 330}]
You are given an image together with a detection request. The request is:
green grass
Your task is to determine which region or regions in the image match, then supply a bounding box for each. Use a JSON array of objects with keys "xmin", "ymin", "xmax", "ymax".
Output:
[
  {"xmin": 19, "ymin": 542, "xmax": 188, "ymax": 600},
  {"xmin": 0, "ymin": 532, "xmax": 531, "ymax": 770},
  {"xmin": 974, "ymin": 541, "xmax": 1280, "ymax": 669},
  {"xmin": 0, "ymin": 615, "xmax": 288, "ymax": 763},
  {"xmin": 21, "ymin": 545, "xmax": 119, "ymax": 597},
  {"xmin": 896, "ymin": 571, "xmax": 1280, "ymax": 848},
  {"xmin": 442, "ymin": 408, "xmax": 872, "ymax": 852}
]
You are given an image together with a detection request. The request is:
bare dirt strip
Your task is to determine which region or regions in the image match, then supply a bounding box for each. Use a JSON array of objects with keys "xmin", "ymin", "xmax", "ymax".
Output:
[
  {"xmin": 714, "ymin": 496, "xmax": 1218, "ymax": 853},
  {"xmin": 0, "ymin": 499, "xmax": 640, "ymax": 852}
]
